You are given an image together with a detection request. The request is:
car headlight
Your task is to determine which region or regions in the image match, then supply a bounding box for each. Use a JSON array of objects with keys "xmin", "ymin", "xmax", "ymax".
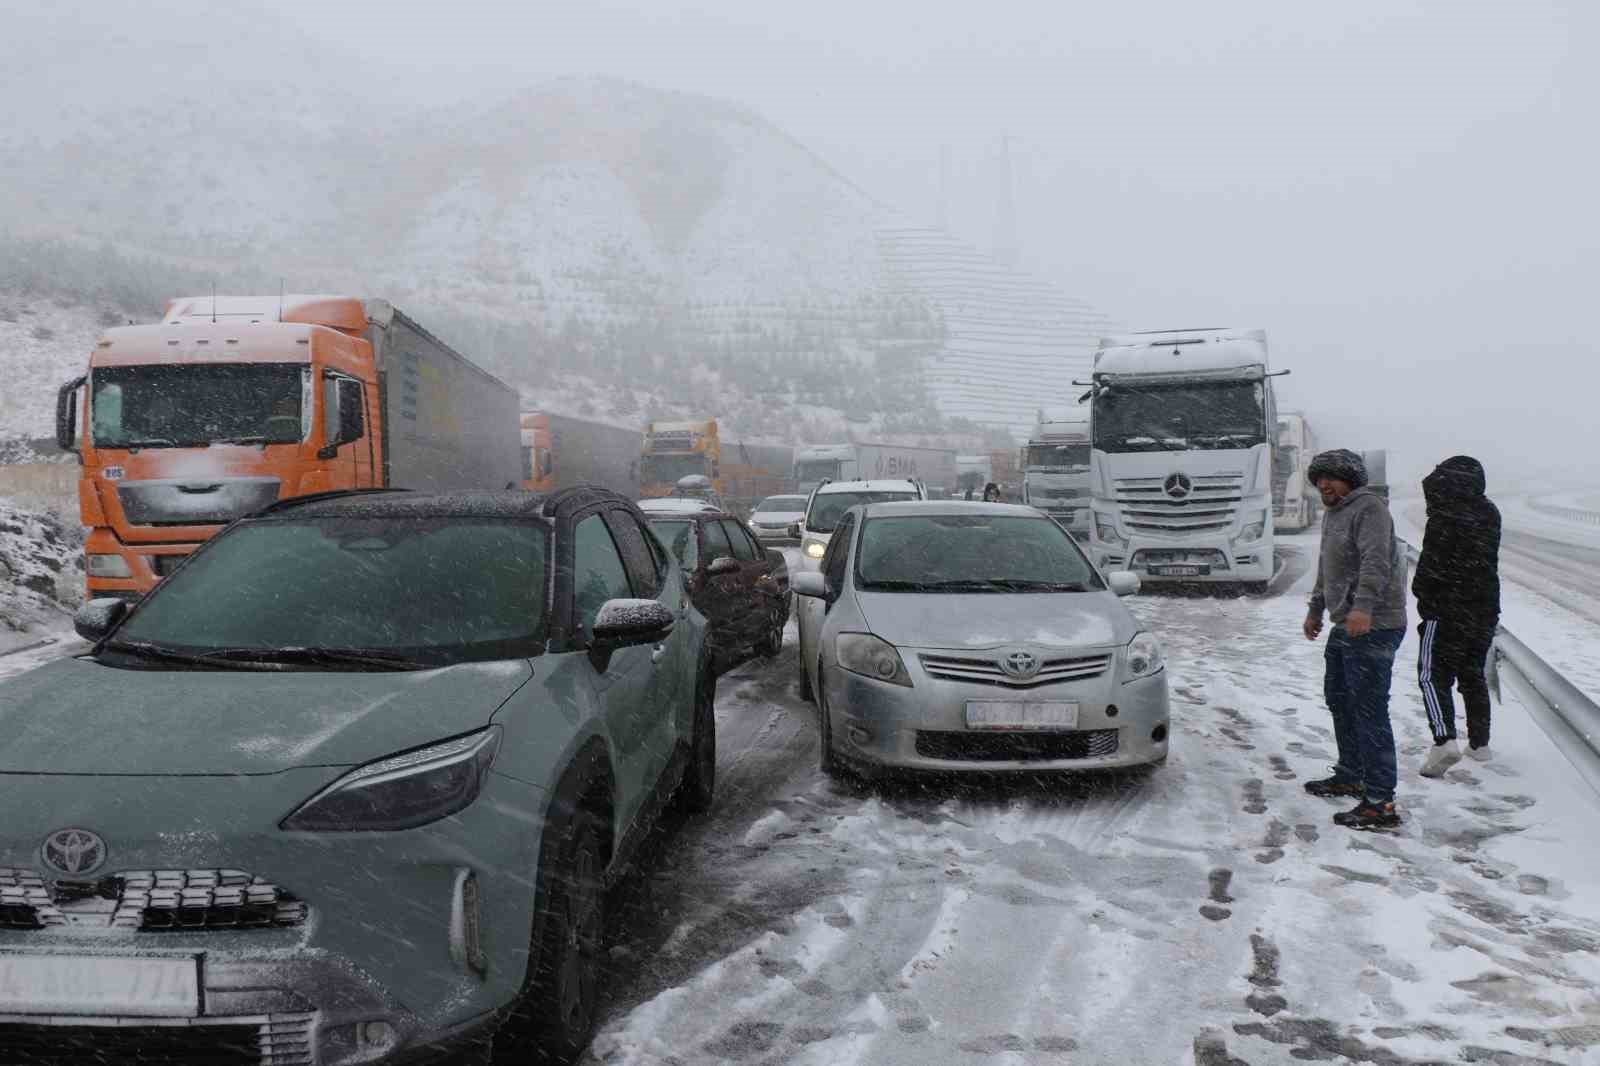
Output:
[
  {"xmin": 86, "ymin": 553, "xmax": 132, "ymax": 578},
  {"xmin": 836, "ymin": 632, "xmax": 913, "ymax": 687},
  {"xmin": 281, "ymin": 727, "xmax": 501, "ymax": 831},
  {"xmin": 1239, "ymin": 511, "xmax": 1268, "ymax": 541},
  {"xmin": 804, "ymin": 539, "xmax": 826, "ymax": 559},
  {"xmin": 1095, "ymin": 515, "xmax": 1123, "ymax": 546},
  {"xmin": 1122, "ymin": 632, "xmax": 1164, "ymax": 682}
]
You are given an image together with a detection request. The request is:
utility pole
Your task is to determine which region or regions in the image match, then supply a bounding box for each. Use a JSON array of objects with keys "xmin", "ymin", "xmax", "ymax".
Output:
[{"xmin": 993, "ymin": 134, "xmax": 1020, "ymax": 268}]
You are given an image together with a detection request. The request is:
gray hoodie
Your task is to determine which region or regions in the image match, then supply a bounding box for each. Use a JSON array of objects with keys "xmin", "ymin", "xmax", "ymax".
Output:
[{"xmin": 1308, "ymin": 486, "xmax": 1408, "ymax": 630}]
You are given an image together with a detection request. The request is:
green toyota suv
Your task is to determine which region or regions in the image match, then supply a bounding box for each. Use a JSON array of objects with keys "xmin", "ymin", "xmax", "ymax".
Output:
[{"xmin": 0, "ymin": 486, "xmax": 715, "ymax": 1065}]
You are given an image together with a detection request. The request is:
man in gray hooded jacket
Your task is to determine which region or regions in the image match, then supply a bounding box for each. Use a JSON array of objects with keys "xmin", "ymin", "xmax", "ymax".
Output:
[{"xmin": 1302, "ymin": 449, "xmax": 1409, "ymax": 830}]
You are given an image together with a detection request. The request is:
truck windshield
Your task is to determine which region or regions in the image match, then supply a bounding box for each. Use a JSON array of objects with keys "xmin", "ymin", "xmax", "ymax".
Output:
[
  {"xmin": 91, "ymin": 364, "xmax": 307, "ymax": 448},
  {"xmin": 806, "ymin": 491, "xmax": 917, "ymax": 533},
  {"xmin": 796, "ymin": 459, "xmax": 841, "ymax": 484},
  {"xmin": 642, "ymin": 453, "xmax": 711, "ymax": 483},
  {"xmin": 856, "ymin": 514, "xmax": 1101, "ymax": 592},
  {"xmin": 1024, "ymin": 443, "xmax": 1090, "ymax": 469},
  {"xmin": 111, "ymin": 518, "xmax": 547, "ymax": 666},
  {"xmin": 1093, "ymin": 381, "xmax": 1266, "ymax": 453}
]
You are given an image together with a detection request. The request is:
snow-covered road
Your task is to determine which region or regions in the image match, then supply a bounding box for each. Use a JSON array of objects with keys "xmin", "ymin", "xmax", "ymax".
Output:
[{"xmin": 585, "ymin": 544, "xmax": 1600, "ymax": 1066}]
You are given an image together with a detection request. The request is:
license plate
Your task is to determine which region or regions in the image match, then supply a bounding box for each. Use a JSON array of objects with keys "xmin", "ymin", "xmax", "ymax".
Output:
[
  {"xmin": 1149, "ymin": 565, "xmax": 1207, "ymax": 576},
  {"xmin": 0, "ymin": 954, "xmax": 200, "ymax": 1017},
  {"xmin": 966, "ymin": 701, "xmax": 1079, "ymax": 731}
]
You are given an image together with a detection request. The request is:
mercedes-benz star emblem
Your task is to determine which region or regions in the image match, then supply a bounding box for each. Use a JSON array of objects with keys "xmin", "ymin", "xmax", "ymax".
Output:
[
  {"xmin": 1164, "ymin": 473, "xmax": 1193, "ymax": 499},
  {"xmin": 41, "ymin": 828, "xmax": 107, "ymax": 878},
  {"xmin": 1000, "ymin": 650, "xmax": 1040, "ymax": 680}
]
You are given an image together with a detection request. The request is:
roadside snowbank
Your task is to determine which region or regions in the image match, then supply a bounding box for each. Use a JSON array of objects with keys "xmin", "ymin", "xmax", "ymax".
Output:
[{"xmin": 0, "ymin": 498, "xmax": 82, "ymax": 655}]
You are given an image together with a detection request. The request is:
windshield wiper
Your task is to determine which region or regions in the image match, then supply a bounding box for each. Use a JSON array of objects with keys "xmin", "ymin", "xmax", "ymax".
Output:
[
  {"xmin": 265, "ymin": 648, "xmax": 431, "ymax": 671},
  {"xmin": 923, "ymin": 579, "xmax": 1094, "ymax": 593},
  {"xmin": 117, "ymin": 437, "xmax": 182, "ymax": 451},
  {"xmin": 212, "ymin": 435, "xmax": 270, "ymax": 447},
  {"xmin": 100, "ymin": 640, "xmax": 281, "ymax": 670}
]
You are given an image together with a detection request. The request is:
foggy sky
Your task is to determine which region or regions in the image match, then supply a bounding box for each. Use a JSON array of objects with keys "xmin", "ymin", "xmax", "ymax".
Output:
[{"xmin": 34, "ymin": 0, "xmax": 1600, "ymax": 490}]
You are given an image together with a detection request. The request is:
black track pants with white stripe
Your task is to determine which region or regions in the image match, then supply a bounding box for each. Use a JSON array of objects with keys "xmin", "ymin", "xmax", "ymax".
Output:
[{"xmin": 1416, "ymin": 618, "xmax": 1494, "ymax": 748}]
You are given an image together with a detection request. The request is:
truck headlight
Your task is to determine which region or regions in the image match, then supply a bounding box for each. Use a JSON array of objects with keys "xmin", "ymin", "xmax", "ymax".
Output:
[
  {"xmin": 86, "ymin": 553, "xmax": 132, "ymax": 578},
  {"xmin": 281, "ymin": 727, "xmax": 501, "ymax": 831},
  {"xmin": 1122, "ymin": 632, "xmax": 1164, "ymax": 682},
  {"xmin": 1239, "ymin": 511, "xmax": 1268, "ymax": 541},
  {"xmin": 1095, "ymin": 515, "xmax": 1124, "ymax": 546},
  {"xmin": 836, "ymin": 633, "xmax": 913, "ymax": 687},
  {"xmin": 804, "ymin": 539, "xmax": 826, "ymax": 560}
]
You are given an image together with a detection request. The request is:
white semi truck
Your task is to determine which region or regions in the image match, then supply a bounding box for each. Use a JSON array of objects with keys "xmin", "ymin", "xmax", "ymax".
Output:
[
  {"xmin": 1085, "ymin": 328, "xmax": 1282, "ymax": 592},
  {"xmin": 793, "ymin": 442, "xmax": 957, "ymax": 495},
  {"xmin": 1272, "ymin": 411, "xmax": 1319, "ymax": 531},
  {"xmin": 1021, "ymin": 411, "xmax": 1093, "ymax": 538}
]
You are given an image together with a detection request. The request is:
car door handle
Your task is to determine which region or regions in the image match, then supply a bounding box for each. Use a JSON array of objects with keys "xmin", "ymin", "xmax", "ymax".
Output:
[{"xmin": 651, "ymin": 644, "xmax": 667, "ymax": 665}]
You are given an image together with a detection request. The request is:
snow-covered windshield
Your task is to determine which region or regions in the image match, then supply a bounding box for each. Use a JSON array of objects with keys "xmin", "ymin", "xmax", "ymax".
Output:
[
  {"xmin": 855, "ymin": 514, "xmax": 1101, "ymax": 591},
  {"xmin": 113, "ymin": 518, "xmax": 547, "ymax": 663},
  {"xmin": 91, "ymin": 364, "xmax": 307, "ymax": 448},
  {"xmin": 806, "ymin": 490, "xmax": 917, "ymax": 533},
  {"xmin": 641, "ymin": 453, "xmax": 711, "ymax": 483},
  {"xmin": 1093, "ymin": 380, "xmax": 1266, "ymax": 452},
  {"xmin": 1024, "ymin": 442, "xmax": 1090, "ymax": 469},
  {"xmin": 795, "ymin": 459, "xmax": 841, "ymax": 483}
]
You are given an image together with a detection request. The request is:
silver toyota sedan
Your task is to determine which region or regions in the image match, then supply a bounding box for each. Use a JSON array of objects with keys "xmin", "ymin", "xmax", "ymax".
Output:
[{"xmin": 794, "ymin": 501, "xmax": 1169, "ymax": 776}]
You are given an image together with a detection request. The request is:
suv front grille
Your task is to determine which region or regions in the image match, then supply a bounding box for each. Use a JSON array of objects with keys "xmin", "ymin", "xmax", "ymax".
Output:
[
  {"xmin": 0, "ymin": 867, "xmax": 306, "ymax": 932},
  {"xmin": 1114, "ymin": 475, "xmax": 1243, "ymax": 533},
  {"xmin": 919, "ymin": 652, "xmax": 1111, "ymax": 689},
  {"xmin": 0, "ymin": 1013, "xmax": 315, "ymax": 1065},
  {"xmin": 916, "ymin": 729, "xmax": 1120, "ymax": 762}
]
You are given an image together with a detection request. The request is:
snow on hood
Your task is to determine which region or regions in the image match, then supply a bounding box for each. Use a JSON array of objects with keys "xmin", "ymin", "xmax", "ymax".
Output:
[
  {"xmin": 0, "ymin": 657, "xmax": 532, "ymax": 775},
  {"xmin": 856, "ymin": 591, "xmax": 1132, "ymax": 651}
]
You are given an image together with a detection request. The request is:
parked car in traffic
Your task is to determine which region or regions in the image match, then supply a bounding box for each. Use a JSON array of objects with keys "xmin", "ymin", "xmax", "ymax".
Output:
[
  {"xmin": 0, "ymin": 486, "xmax": 715, "ymax": 1066},
  {"xmin": 798, "ymin": 478, "xmax": 926, "ymax": 569},
  {"xmin": 794, "ymin": 500, "xmax": 1168, "ymax": 777},
  {"xmin": 647, "ymin": 507, "xmax": 791, "ymax": 674},
  {"xmin": 746, "ymin": 494, "xmax": 808, "ymax": 544}
]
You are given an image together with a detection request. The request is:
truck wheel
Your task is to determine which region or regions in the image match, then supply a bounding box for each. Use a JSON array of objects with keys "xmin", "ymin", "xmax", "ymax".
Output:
[
  {"xmin": 498, "ymin": 792, "xmax": 609, "ymax": 1065},
  {"xmin": 674, "ymin": 668, "xmax": 716, "ymax": 814}
]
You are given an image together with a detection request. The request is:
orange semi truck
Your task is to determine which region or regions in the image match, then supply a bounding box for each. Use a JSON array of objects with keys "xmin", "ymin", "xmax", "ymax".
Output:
[
  {"xmin": 638, "ymin": 419, "xmax": 790, "ymax": 514},
  {"xmin": 57, "ymin": 294, "xmax": 522, "ymax": 600}
]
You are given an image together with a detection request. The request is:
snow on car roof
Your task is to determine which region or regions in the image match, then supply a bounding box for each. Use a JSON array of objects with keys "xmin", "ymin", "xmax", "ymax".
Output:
[
  {"xmin": 814, "ymin": 479, "xmax": 922, "ymax": 494},
  {"xmin": 858, "ymin": 500, "xmax": 1041, "ymax": 518},
  {"xmin": 636, "ymin": 498, "xmax": 725, "ymax": 514}
]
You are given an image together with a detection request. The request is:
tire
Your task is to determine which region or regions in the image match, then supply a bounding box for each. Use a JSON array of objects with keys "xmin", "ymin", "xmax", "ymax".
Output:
[
  {"xmin": 496, "ymin": 794, "xmax": 608, "ymax": 1065},
  {"xmin": 817, "ymin": 669, "xmax": 843, "ymax": 777},
  {"xmin": 798, "ymin": 653, "xmax": 814, "ymax": 703},
  {"xmin": 674, "ymin": 668, "xmax": 716, "ymax": 814},
  {"xmin": 756, "ymin": 606, "xmax": 784, "ymax": 659},
  {"xmin": 1245, "ymin": 581, "xmax": 1270, "ymax": 597}
]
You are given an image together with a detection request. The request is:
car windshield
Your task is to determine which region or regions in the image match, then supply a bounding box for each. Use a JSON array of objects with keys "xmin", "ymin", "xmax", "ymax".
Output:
[
  {"xmin": 111, "ymin": 518, "xmax": 546, "ymax": 664},
  {"xmin": 648, "ymin": 518, "xmax": 698, "ymax": 567},
  {"xmin": 1024, "ymin": 442, "xmax": 1090, "ymax": 469},
  {"xmin": 855, "ymin": 514, "xmax": 1102, "ymax": 592},
  {"xmin": 641, "ymin": 453, "xmax": 710, "ymax": 483},
  {"xmin": 754, "ymin": 496, "xmax": 805, "ymax": 513},
  {"xmin": 91, "ymin": 363, "xmax": 307, "ymax": 448},
  {"xmin": 806, "ymin": 490, "xmax": 916, "ymax": 532},
  {"xmin": 1092, "ymin": 380, "xmax": 1267, "ymax": 452}
]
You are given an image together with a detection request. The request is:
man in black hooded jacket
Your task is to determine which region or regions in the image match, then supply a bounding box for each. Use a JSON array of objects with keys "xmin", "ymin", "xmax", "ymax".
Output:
[{"xmin": 1413, "ymin": 456, "xmax": 1501, "ymax": 777}]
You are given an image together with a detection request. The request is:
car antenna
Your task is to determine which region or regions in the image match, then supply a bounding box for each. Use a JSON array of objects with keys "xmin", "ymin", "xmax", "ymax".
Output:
[
  {"xmin": 211, "ymin": 280, "xmax": 217, "ymax": 323},
  {"xmin": 278, "ymin": 279, "xmax": 284, "ymax": 322}
]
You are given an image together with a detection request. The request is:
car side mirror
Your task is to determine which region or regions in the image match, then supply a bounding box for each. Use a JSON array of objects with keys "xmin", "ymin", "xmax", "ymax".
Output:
[
  {"xmin": 763, "ymin": 549, "xmax": 786, "ymax": 571},
  {"xmin": 787, "ymin": 523, "xmax": 801, "ymax": 539},
  {"xmin": 1107, "ymin": 571, "xmax": 1141, "ymax": 597},
  {"xmin": 706, "ymin": 556, "xmax": 740, "ymax": 577},
  {"xmin": 74, "ymin": 597, "xmax": 128, "ymax": 642},
  {"xmin": 592, "ymin": 599, "xmax": 675, "ymax": 646},
  {"xmin": 791, "ymin": 572, "xmax": 828, "ymax": 599}
]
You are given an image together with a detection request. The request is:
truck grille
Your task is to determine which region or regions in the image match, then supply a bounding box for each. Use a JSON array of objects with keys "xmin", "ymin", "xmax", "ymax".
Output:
[
  {"xmin": 1114, "ymin": 475, "xmax": 1242, "ymax": 533},
  {"xmin": 117, "ymin": 478, "xmax": 280, "ymax": 527},
  {"xmin": 0, "ymin": 1012, "xmax": 314, "ymax": 1065},
  {"xmin": 920, "ymin": 652, "xmax": 1111, "ymax": 689},
  {"xmin": 916, "ymin": 729, "xmax": 1120, "ymax": 762},
  {"xmin": 0, "ymin": 867, "xmax": 306, "ymax": 932}
]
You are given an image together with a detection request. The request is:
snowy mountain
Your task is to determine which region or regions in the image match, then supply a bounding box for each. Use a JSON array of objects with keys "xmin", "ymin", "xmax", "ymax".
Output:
[{"xmin": 0, "ymin": 4, "xmax": 1108, "ymax": 443}]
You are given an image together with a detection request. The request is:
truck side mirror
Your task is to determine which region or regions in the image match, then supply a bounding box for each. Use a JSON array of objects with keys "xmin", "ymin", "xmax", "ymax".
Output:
[{"xmin": 56, "ymin": 376, "xmax": 86, "ymax": 453}]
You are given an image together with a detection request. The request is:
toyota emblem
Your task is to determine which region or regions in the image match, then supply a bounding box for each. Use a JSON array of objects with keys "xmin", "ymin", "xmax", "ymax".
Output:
[
  {"xmin": 41, "ymin": 828, "xmax": 107, "ymax": 878},
  {"xmin": 1000, "ymin": 650, "xmax": 1040, "ymax": 680},
  {"xmin": 1164, "ymin": 473, "xmax": 1193, "ymax": 499}
]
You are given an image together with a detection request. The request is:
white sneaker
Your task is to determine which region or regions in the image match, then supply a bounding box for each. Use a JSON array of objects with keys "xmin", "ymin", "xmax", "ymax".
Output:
[
  {"xmin": 1466, "ymin": 745, "xmax": 1492, "ymax": 763},
  {"xmin": 1420, "ymin": 741, "xmax": 1463, "ymax": 778}
]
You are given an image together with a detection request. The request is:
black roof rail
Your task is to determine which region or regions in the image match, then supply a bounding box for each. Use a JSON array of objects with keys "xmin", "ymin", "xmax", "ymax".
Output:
[{"xmin": 255, "ymin": 487, "xmax": 412, "ymax": 515}]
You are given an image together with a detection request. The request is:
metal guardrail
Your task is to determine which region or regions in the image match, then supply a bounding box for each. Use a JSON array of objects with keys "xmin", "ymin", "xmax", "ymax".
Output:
[
  {"xmin": 1525, "ymin": 497, "xmax": 1600, "ymax": 527},
  {"xmin": 1402, "ymin": 540, "xmax": 1600, "ymax": 794}
]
